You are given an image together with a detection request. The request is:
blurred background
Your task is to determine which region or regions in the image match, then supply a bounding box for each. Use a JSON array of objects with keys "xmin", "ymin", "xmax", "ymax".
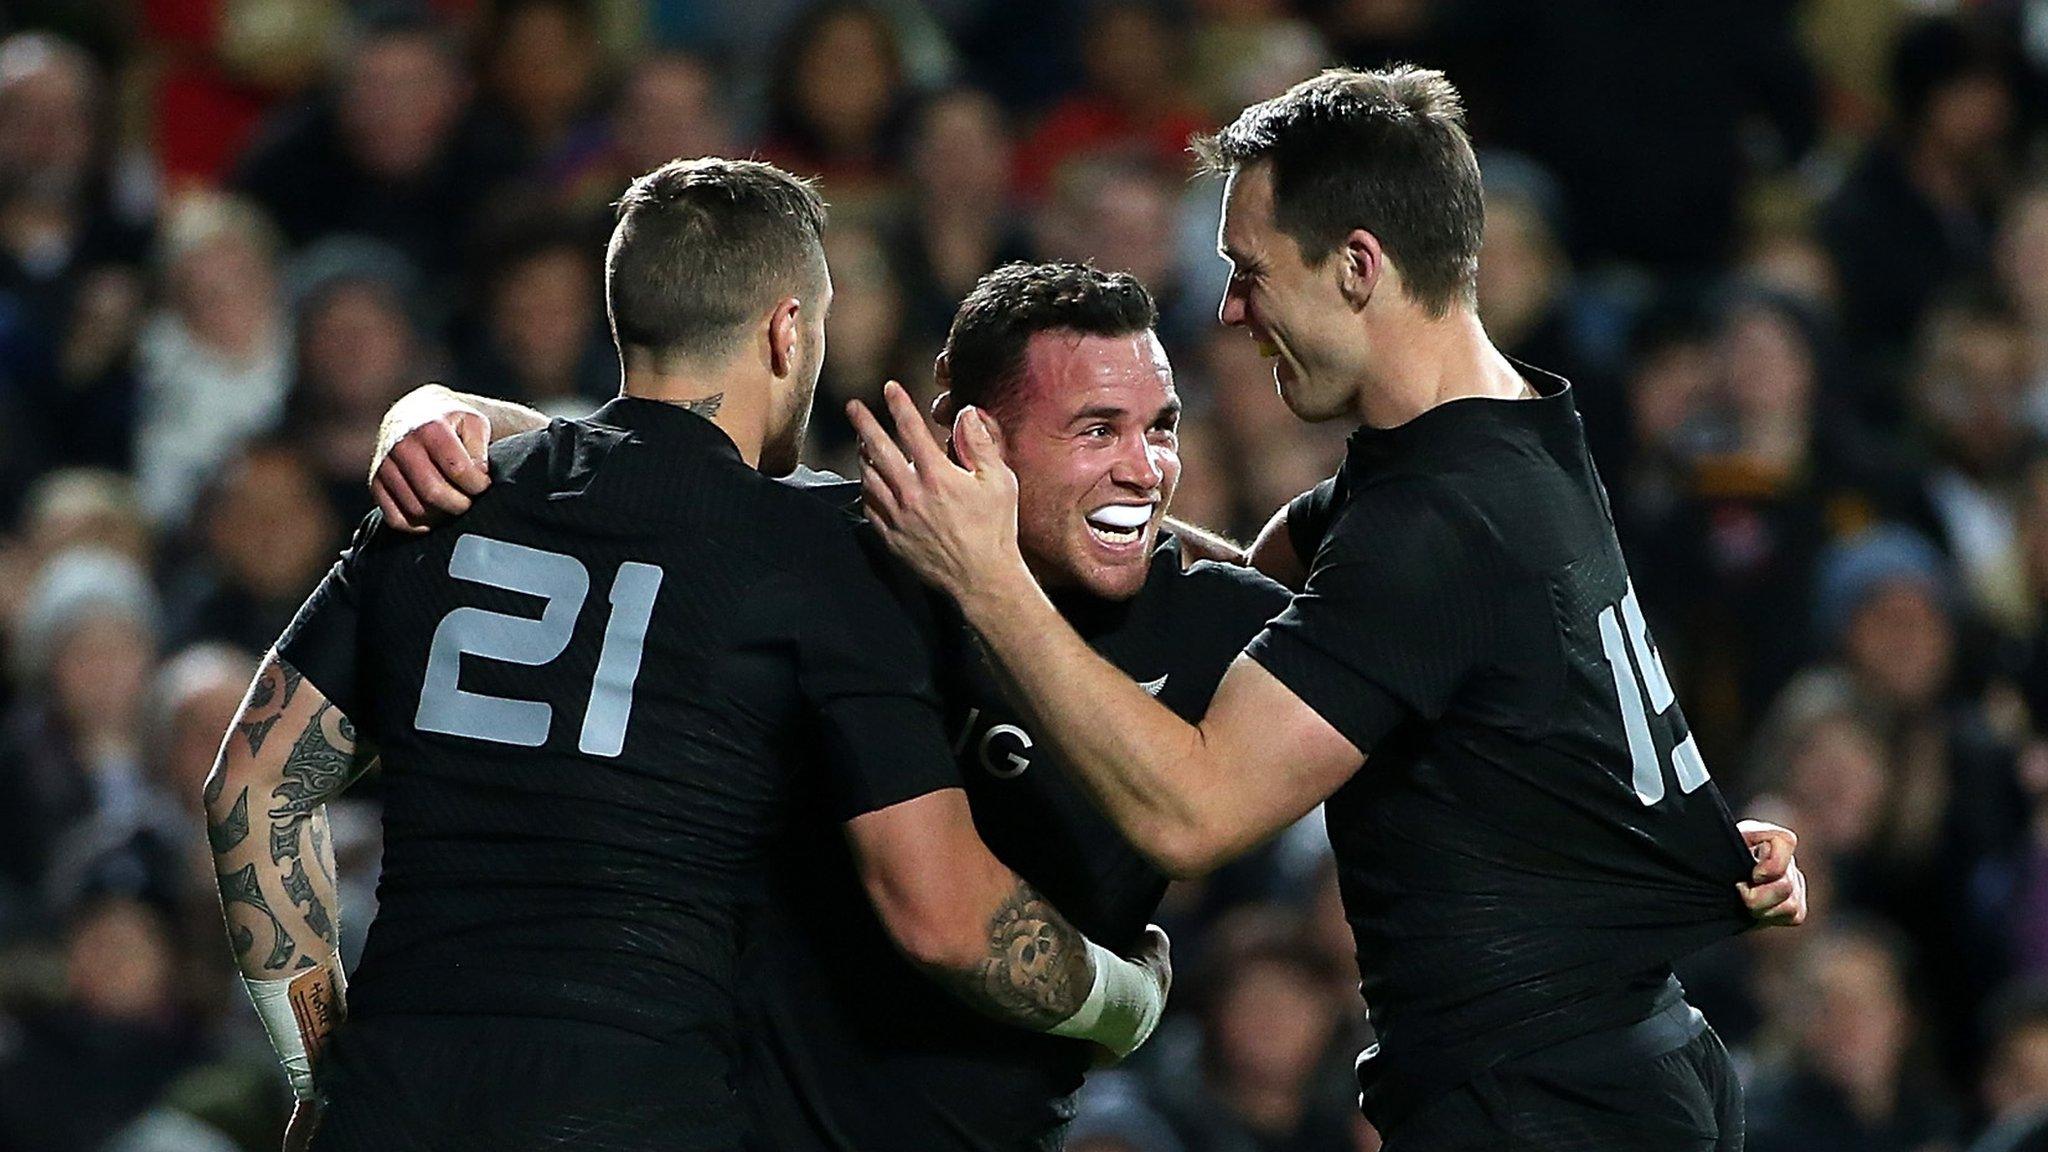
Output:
[{"xmin": 3, "ymin": 0, "xmax": 2048, "ymax": 1149}]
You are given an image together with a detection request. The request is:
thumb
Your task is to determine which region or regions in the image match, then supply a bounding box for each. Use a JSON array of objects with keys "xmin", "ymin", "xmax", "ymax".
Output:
[
  {"xmin": 954, "ymin": 406, "xmax": 1003, "ymax": 473},
  {"xmin": 455, "ymin": 411, "xmax": 491, "ymax": 462}
]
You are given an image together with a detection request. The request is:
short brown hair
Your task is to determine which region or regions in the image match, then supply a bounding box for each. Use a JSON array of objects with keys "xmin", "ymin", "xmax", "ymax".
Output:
[
  {"xmin": 943, "ymin": 262, "xmax": 1159, "ymax": 413},
  {"xmin": 1193, "ymin": 65, "xmax": 1483, "ymax": 317},
  {"xmin": 605, "ymin": 157, "xmax": 827, "ymax": 359}
]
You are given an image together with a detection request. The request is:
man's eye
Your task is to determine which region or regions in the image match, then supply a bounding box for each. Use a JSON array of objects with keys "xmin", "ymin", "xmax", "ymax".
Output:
[{"xmin": 1085, "ymin": 425, "xmax": 1114, "ymax": 439}]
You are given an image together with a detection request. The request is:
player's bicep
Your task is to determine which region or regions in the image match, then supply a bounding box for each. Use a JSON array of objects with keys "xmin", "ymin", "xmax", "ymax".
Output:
[
  {"xmin": 209, "ymin": 654, "xmax": 374, "ymax": 809},
  {"xmin": 1190, "ymin": 655, "xmax": 1365, "ymax": 861},
  {"xmin": 843, "ymin": 788, "xmax": 1013, "ymax": 969}
]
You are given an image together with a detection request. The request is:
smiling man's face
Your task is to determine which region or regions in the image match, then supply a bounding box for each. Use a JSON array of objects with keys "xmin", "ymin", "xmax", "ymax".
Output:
[{"xmin": 991, "ymin": 328, "xmax": 1182, "ymax": 601}]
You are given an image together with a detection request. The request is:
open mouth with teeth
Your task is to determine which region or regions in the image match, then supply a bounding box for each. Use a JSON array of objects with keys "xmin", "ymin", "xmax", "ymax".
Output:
[{"xmin": 1085, "ymin": 503, "xmax": 1155, "ymax": 548}]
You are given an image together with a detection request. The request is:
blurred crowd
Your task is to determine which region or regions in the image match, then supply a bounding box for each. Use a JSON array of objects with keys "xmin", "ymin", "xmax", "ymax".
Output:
[{"xmin": 5, "ymin": 1, "xmax": 2048, "ymax": 1150}]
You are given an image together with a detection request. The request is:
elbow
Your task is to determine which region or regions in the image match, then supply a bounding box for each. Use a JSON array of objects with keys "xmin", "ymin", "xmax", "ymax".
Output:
[
  {"xmin": 874, "ymin": 886, "xmax": 987, "ymax": 974},
  {"xmin": 1134, "ymin": 816, "xmax": 1232, "ymax": 881}
]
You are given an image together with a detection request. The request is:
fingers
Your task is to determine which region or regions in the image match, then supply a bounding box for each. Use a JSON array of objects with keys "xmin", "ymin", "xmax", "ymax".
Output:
[
  {"xmin": 883, "ymin": 381, "xmax": 950, "ymax": 474},
  {"xmin": 1738, "ymin": 863, "xmax": 1808, "ymax": 927},
  {"xmin": 1737, "ymin": 819, "xmax": 1797, "ymax": 884},
  {"xmin": 372, "ymin": 458, "xmax": 429, "ymax": 533},
  {"xmin": 847, "ymin": 398, "xmax": 917, "ymax": 505},
  {"xmin": 390, "ymin": 435, "xmax": 474, "ymax": 519},
  {"xmin": 417, "ymin": 418, "xmax": 490, "ymax": 498}
]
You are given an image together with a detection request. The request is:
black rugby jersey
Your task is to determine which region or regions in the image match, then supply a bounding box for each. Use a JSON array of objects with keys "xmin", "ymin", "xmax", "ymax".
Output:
[
  {"xmin": 1250, "ymin": 368, "xmax": 1756, "ymax": 1130},
  {"xmin": 741, "ymin": 508, "xmax": 1290, "ymax": 1152},
  {"xmin": 277, "ymin": 398, "xmax": 959, "ymax": 1100}
]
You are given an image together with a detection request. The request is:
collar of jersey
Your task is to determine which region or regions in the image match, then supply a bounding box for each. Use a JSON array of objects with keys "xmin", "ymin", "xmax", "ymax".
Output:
[
  {"xmin": 592, "ymin": 394, "xmax": 745, "ymax": 462},
  {"xmin": 1344, "ymin": 360, "xmax": 1579, "ymax": 470}
]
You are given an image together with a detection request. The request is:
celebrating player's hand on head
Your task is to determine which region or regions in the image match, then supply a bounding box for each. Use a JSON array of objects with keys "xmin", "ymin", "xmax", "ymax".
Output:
[
  {"xmin": 1736, "ymin": 819, "xmax": 1808, "ymax": 928},
  {"xmin": 849, "ymin": 380, "xmax": 1029, "ymax": 602}
]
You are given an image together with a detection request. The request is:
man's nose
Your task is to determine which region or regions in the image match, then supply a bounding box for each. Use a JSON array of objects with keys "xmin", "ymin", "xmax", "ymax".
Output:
[
  {"xmin": 1112, "ymin": 437, "xmax": 1164, "ymax": 489},
  {"xmin": 1219, "ymin": 283, "xmax": 1247, "ymax": 328}
]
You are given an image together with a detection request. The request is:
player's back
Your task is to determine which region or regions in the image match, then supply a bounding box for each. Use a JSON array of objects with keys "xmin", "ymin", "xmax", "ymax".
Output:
[
  {"xmin": 285, "ymin": 397, "xmax": 942, "ymax": 1151},
  {"xmin": 1263, "ymin": 369, "xmax": 1757, "ymax": 1128}
]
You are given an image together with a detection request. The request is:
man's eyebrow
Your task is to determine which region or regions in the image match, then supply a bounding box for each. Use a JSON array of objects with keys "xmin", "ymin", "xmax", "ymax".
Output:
[
  {"xmin": 1067, "ymin": 405, "xmax": 1130, "ymax": 423},
  {"xmin": 1155, "ymin": 397, "xmax": 1183, "ymax": 422}
]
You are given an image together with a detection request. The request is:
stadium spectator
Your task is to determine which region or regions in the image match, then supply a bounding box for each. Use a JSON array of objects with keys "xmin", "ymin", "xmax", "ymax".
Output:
[
  {"xmin": 1970, "ymin": 985, "xmax": 2048, "ymax": 1152},
  {"xmin": 1909, "ymin": 292, "xmax": 2035, "ymax": 635},
  {"xmin": 132, "ymin": 193, "xmax": 290, "ymax": 528},
  {"xmin": 1819, "ymin": 16, "xmax": 2017, "ymax": 374},
  {"xmin": 808, "ymin": 218, "xmax": 917, "ymax": 469},
  {"xmin": 283, "ymin": 238, "xmax": 438, "ymax": 525},
  {"xmin": 559, "ymin": 51, "xmax": 734, "ymax": 219},
  {"xmin": 0, "ymin": 889, "xmax": 212, "ymax": 1152},
  {"xmin": 479, "ymin": 0, "xmax": 611, "ymax": 178},
  {"xmin": 1153, "ymin": 917, "xmax": 1357, "ymax": 1152},
  {"xmin": 1747, "ymin": 922, "xmax": 1963, "ymax": 1152},
  {"xmin": 0, "ymin": 548, "xmax": 158, "ymax": 900},
  {"xmin": 159, "ymin": 439, "xmax": 341, "ymax": 656},
  {"xmin": 763, "ymin": 3, "xmax": 910, "ymax": 204},
  {"xmin": 1013, "ymin": 0, "xmax": 1207, "ymax": 199},
  {"xmin": 230, "ymin": 10, "xmax": 523, "ymax": 282},
  {"xmin": 885, "ymin": 88, "xmax": 1032, "ymax": 350},
  {"xmin": 0, "ymin": 33, "xmax": 152, "ymax": 490},
  {"xmin": 456, "ymin": 212, "xmax": 612, "ymax": 412}
]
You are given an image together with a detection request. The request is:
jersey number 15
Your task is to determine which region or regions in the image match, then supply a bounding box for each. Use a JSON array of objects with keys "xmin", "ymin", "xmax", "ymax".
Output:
[
  {"xmin": 415, "ymin": 534, "xmax": 664, "ymax": 757},
  {"xmin": 1596, "ymin": 581, "xmax": 1710, "ymax": 807}
]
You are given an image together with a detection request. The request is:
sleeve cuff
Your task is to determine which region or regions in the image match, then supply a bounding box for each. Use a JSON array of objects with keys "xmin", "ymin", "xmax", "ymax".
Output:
[
  {"xmin": 817, "ymin": 695, "xmax": 963, "ymax": 820},
  {"xmin": 1244, "ymin": 627, "xmax": 1405, "ymax": 758}
]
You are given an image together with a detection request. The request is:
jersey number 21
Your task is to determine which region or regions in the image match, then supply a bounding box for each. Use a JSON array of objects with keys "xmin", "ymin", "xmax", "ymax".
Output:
[{"xmin": 415, "ymin": 534, "xmax": 663, "ymax": 757}]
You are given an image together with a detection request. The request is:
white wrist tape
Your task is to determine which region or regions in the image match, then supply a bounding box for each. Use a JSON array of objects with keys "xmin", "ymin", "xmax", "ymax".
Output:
[
  {"xmin": 244, "ymin": 963, "xmax": 347, "ymax": 1100},
  {"xmin": 1046, "ymin": 939, "xmax": 1165, "ymax": 1060}
]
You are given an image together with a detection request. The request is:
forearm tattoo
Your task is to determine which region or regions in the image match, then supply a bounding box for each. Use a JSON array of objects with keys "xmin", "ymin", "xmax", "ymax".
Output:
[
  {"xmin": 934, "ymin": 882, "xmax": 1092, "ymax": 1029},
  {"xmin": 207, "ymin": 787, "xmax": 250, "ymax": 854},
  {"xmin": 217, "ymin": 862, "xmax": 298, "ymax": 971},
  {"xmin": 211, "ymin": 659, "xmax": 366, "ymax": 980}
]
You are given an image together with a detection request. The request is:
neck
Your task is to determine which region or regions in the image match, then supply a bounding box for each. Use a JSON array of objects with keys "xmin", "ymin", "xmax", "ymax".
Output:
[
  {"xmin": 1351, "ymin": 307, "xmax": 1530, "ymax": 428},
  {"xmin": 620, "ymin": 354, "xmax": 769, "ymax": 468}
]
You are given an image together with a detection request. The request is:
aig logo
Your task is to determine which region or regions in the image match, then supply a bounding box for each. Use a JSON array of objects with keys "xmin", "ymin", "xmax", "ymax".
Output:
[
  {"xmin": 951, "ymin": 674, "xmax": 1167, "ymax": 780},
  {"xmin": 952, "ymin": 708, "xmax": 1035, "ymax": 779}
]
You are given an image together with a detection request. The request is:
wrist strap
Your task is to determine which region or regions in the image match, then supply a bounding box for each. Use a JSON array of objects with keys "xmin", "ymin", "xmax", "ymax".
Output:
[
  {"xmin": 244, "ymin": 961, "xmax": 348, "ymax": 1100},
  {"xmin": 1046, "ymin": 939, "xmax": 1165, "ymax": 1060}
]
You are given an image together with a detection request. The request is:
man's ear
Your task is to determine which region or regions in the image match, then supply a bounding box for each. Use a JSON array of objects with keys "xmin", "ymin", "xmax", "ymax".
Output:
[
  {"xmin": 1337, "ymin": 229, "xmax": 1384, "ymax": 310},
  {"xmin": 768, "ymin": 297, "xmax": 802, "ymax": 377},
  {"xmin": 931, "ymin": 389, "xmax": 957, "ymax": 426}
]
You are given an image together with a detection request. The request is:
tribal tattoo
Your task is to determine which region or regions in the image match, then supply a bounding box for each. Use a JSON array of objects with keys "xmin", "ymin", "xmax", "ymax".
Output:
[
  {"xmin": 280, "ymin": 858, "xmax": 335, "ymax": 945},
  {"xmin": 269, "ymin": 704, "xmax": 362, "ymax": 821},
  {"xmin": 936, "ymin": 882, "xmax": 1091, "ymax": 1029},
  {"xmin": 236, "ymin": 663, "xmax": 304, "ymax": 755},
  {"xmin": 207, "ymin": 787, "xmax": 250, "ymax": 854},
  {"xmin": 217, "ymin": 862, "xmax": 297, "ymax": 971}
]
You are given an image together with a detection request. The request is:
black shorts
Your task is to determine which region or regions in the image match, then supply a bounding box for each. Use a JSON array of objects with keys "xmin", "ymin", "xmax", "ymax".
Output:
[
  {"xmin": 311, "ymin": 1016, "xmax": 742, "ymax": 1152},
  {"xmin": 1378, "ymin": 1001, "xmax": 1743, "ymax": 1152}
]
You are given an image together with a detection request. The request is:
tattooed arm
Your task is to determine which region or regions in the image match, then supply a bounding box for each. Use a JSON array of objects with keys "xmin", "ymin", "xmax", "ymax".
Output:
[
  {"xmin": 205, "ymin": 651, "xmax": 375, "ymax": 1100},
  {"xmin": 843, "ymin": 789, "xmax": 1171, "ymax": 1058}
]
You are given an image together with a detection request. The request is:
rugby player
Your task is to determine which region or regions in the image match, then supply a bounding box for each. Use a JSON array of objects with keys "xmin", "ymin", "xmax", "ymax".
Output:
[
  {"xmin": 376, "ymin": 256, "xmax": 1803, "ymax": 1150},
  {"xmin": 205, "ymin": 161, "xmax": 1167, "ymax": 1152},
  {"xmin": 846, "ymin": 68, "xmax": 1808, "ymax": 1151}
]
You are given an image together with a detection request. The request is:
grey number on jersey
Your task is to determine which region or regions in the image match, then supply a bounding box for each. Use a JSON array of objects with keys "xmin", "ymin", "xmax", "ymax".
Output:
[
  {"xmin": 1596, "ymin": 580, "xmax": 1710, "ymax": 806},
  {"xmin": 416, "ymin": 535, "xmax": 664, "ymax": 756}
]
